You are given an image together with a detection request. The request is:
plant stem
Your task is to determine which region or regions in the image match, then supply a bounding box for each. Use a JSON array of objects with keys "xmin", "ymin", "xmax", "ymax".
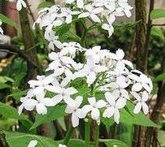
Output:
[
  {"xmin": 85, "ymin": 119, "xmax": 90, "ymax": 147},
  {"xmin": 95, "ymin": 123, "xmax": 99, "ymax": 147},
  {"xmin": 63, "ymin": 126, "xmax": 74, "ymax": 145}
]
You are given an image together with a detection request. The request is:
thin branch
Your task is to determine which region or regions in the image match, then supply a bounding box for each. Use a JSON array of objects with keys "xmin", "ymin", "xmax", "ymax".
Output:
[
  {"xmin": 151, "ymin": 23, "xmax": 165, "ymax": 27},
  {"xmin": 0, "ymin": 44, "xmax": 36, "ymax": 67}
]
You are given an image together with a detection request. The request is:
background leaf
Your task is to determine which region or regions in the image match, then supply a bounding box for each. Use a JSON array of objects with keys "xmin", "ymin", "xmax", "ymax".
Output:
[
  {"xmin": 4, "ymin": 131, "xmax": 58, "ymax": 147},
  {"xmin": 150, "ymin": 9, "xmax": 165, "ymax": 19},
  {"xmin": 31, "ymin": 104, "xmax": 66, "ymax": 129},
  {"xmin": 100, "ymin": 139, "xmax": 129, "ymax": 147}
]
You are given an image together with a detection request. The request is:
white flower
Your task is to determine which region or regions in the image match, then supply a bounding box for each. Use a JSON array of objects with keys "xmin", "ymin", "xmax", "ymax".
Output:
[
  {"xmin": 83, "ymin": 97, "xmax": 106, "ymax": 121},
  {"xmin": 19, "ymin": 91, "xmax": 54, "ymax": 115},
  {"xmin": 103, "ymin": 92, "xmax": 126, "ymax": 124},
  {"xmin": 131, "ymin": 91, "xmax": 149, "ymax": 114},
  {"xmin": 51, "ymin": 79, "xmax": 77, "ymax": 107},
  {"xmin": 59, "ymin": 8, "xmax": 80, "ymax": 24},
  {"xmin": 102, "ymin": 23, "xmax": 114, "ymax": 37},
  {"xmin": 65, "ymin": 96, "xmax": 85, "ymax": 127},
  {"xmin": 129, "ymin": 70, "xmax": 153, "ymax": 93},
  {"xmin": 76, "ymin": 57, "xmax": 107, "ymax": 85},
  {"xmin": 44, "ymin": 29, "xmax": 63, "ymax": 50},
  {"xmin": 27, "ymin": 140, "xmax": 38, "ymax": 147},
  {"xmin": 16, "ymin": 0, "xmax": 26, "ymax": 11},
  {"xmin": 28, "ymin": 75, "xmax": 54, "ymax": 95},
  {"xmin": 78, "ymin": 5, "xmax": 103, "ymax": 22}
]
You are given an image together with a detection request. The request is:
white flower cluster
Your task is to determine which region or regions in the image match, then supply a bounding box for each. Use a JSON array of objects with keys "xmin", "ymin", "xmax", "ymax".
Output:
[
  {"xmin": 19, "ymin": 42, "xmax": 152, "ymax": 127},
  {"xmin": 34, "ymin": 0, "xmax": 132, "ymax": 50}
]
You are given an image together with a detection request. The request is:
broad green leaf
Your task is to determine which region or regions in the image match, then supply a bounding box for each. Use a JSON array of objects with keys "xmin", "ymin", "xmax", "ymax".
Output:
[
  {"xmin": 4, "ymin": 131, "xmax": 58, "ymax": 147},
  {"xmin": 68, "ymin": 139, "xmax": 85, "ymax": 147},
  {"xmin": 0, "ymin": 76, "xmax": 14, "ymax": 83},
  {"xmin": 31, "ymin": 104, "xmax": 66, "ymax": 129},
  {"xmin": 7, "ymin": 89, "xmax": 27, "ymax": 101},
  {"xmin": 56, "ymin": 23, "xmax": 71, "ymax": 37},
  {"xmin": 115, "ymin": 123, "xmax": 133, "ymax": 147},
  {"xmin": 151, "ymin": 27, "xmax": 164, "ymax": 40},
  {"xmin": 100, "ymin": 139, "xmax": 129, "ymax": 147},
  {"xmin": 37, "ymin": 1, "xmax": 54, "ymax": 9},
  {"xmin": 154, "ymin": 73, "xmax": 165, "ymax": 82},
  {"xmin": 0, "ymin": 83, "xmax": 9, "ymax": 89},
  {"xmin": 150, "ymin": 9, "xmax": 165, "ymax": 19},
  {"xmin": 0, "ymin": 102, "xmax": 32, "ymax": 129},
  {"xmin": 0, "ymin": 13, "xmax": 17, "ymax": 28}
]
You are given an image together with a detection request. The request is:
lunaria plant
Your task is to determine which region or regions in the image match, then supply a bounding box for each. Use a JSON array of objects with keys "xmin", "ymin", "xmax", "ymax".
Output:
[{"xmin": 16, "ymin": 0, "xmax": 153, "ymax": 147}]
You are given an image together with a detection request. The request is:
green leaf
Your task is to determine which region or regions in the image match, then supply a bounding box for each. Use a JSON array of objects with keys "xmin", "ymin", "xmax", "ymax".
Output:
[
  {"xmin": 56, "ymin": 23, "xmax": 71, "ymax": 38},
  {"xmin": 100, "ymin": 139, "xmax": 129, "ymax": 147},
  {"xmin": 31, "ymin": 104, "xmax": 66, "ymax": 129},
  {"xmin": 0, "ymin": 102, "xmax": 32, "ymax": 129},
  {"xmin": 4, "ymin": 131, "xmax": 58, "ymax": 147},
  {"xmin": 0, "ymin": 83, "xmax": 9, "ymax": 89},
  {"xmin": 7, "ymin": 89, "xmax": 27, "ymax": 101},
  {"xmin": 0, "ymin": 13, "xmax": 17, "ymax": 28},
  {"xmin": 151, "ymin": 27, "xmax": 164, "ymax": 40},
  {"xmin": 37, "ymin": 1, "xmax": 54, "ymax": 9},
  {"xmin": 68, "ymin": 139, "xmax": 85, "ymax": 147},
  {"xmin": 154, "ymin": 73, "xmax": 165, "ymax": 82},
  {"xmin": 0, "ymin": 76, "xmax": 14, "ymax": 83},
  {"xmin": 150, "ymin": 9, "xmax": 165, "ymax": 19}
]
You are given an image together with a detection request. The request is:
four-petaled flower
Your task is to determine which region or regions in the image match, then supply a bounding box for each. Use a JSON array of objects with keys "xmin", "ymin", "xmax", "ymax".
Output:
[
  {"xmin": 65, "ymin": 96, "xmax": 85, "ymax": 127},
  {"xmin": 131, "ymin": 91, "xmax": 149, "ymax": 114},
  {"xmin": 83, "ymin": 97, "xmax": 106, "ymax": 121},
  {"xmin": 103, "ymin": 92, "xmax": 126, "ymax": 124}
]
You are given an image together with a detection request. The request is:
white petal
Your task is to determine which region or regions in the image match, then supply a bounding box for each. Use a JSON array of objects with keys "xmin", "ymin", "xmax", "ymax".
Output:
[
  {"xmin": 27, "ymin": 140, "xmax": 38, "ymax": 147},
  {"xmin": 116, "ymin": 98, "xmax": 126, "ymax": 109},
  {"xmin": 103, "ymin": 107, "xmax": 114, "ymax": 118},
  {"xmin": 24, "ymin": 99, "xmax": 37, "ymax": 111},
  {"xmin": 91, "ymin": 108, "xmax": 100, "ymax": 120},
  {"xmin": 41, "ymin": 98, "xmax": 54, "ymax": 106},
  {"xmin": 18, "ymin": 104, "xmax": 24, "ymax": 114},
  {"xmin": 52, "ymin": 95, "xmax": 63, "ymax": 105},
  {"xmin": 78, "ymin": 12, "xmax": 90, "ymax": 18},
  {"xmin": 88, "ymin": 97, "xmax": 96, "ymax": 105},
  {"xmin": 36, "ymin": 103, "xmax": 47, "ymax": 115},
  {"xmin": 63, "ymin": 96, "xmax": 76, "ymax": 107},
  {"xmin": 96, "ymin": 100, "xmax": 106, "ymax": 108},
  {"xmin": 76, "ymin": 108, "xmax": 86, "ymax": 118},
  {"xmin": 131, "ymin": 92, "xmax": 141, "ymax": 101},
  {"xmin": 142, "ymin": 91, "xmax": 149, "ymax": 101},
  {"xmin": 72, "ymin": 113, "xmax": 79, "ymax": 127},
  {"xmin": 65, "ymin": 105, "xmax": 74, "ymax": 114},
  {"xmin": 132, "ymin": 83, "xmax": 142, "ymax": 92},
  {"xmin": 75, "ymin": 96, "xmax": 83, "ymax": 107},
  {"xmin": 65, "ymin": 87, "xmax": 77, "ymax": 95},
  {"xmin": 87, "ymin": 72, "xmax": 96, "ymax": 85},
  {"xmin": 142, "ymin": 103, "xmax": 149, "ymax": 114},
  {"xmin": 16, "ymin": 1, "xmax": 22, "ymax": 11},
  {"xmin": 105, "ymin": 92, "xmax": 115, "ymax": 106},
  {"xmin": 114, "ymin": 109, "xmax": 120, "ymax": 124},
  {"xmin": 133, "ymin": 102, "xmax": 142, "ymax": 114},
  {"xmin": 77, "ymin": 0, "xmax": 84, "ymax": 8},
  {"xmin": 90, "ymin": 14, "xmax": 101, "ymax": 22}
]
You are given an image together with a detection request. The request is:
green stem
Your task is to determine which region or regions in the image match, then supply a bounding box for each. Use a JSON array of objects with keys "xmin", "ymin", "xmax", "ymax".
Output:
[
  {"xmin": 95, "ymin": 124, "xmax": 99, "ymax": 147},
  {"xmin": 63, "ymin": 126, "xmax": 74, "ymax": 145},
  {"xmin": 85, "ymin": 119, "xmax": 91, "ymax": 147}
]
